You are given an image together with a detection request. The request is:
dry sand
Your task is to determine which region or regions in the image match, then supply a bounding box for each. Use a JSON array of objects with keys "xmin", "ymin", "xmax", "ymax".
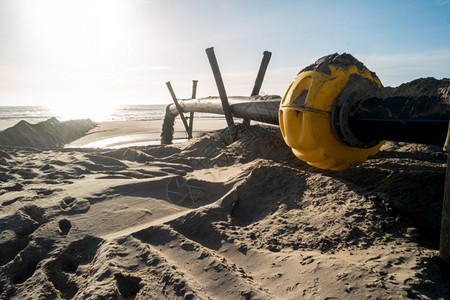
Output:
[{"xmin": 1, "ymin": 119, "xmax": 450, "ymax": 299}]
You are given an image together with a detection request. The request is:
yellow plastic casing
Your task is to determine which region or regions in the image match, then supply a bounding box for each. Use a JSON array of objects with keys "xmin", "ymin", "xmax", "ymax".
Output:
[{"xmin": 279, "ymin": 65, "xmax": 383, "ymax": 171}]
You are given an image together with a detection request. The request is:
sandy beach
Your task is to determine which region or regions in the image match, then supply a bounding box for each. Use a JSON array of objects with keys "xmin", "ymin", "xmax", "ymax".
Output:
[
  {"xmin": 66, "ymin": 119, "xmax": 229, "ymax": 149},
  {"xmin": 1, "ymin": 118, "xmax": 450, "ymax": 299}
]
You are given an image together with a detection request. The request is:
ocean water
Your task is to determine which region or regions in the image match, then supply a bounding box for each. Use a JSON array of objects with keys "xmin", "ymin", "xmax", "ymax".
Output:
[{"xmin": 0, "ymin": 104, "xmax": 224, "ymax": 130}]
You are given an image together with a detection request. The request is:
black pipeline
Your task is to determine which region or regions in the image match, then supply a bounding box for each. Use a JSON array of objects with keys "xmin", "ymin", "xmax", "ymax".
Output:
[{"xmin": 333, "ymin": 75, "xmax": 450, "ymax": 148}]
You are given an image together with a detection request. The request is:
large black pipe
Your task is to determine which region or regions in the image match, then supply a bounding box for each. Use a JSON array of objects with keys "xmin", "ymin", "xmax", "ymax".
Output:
[
  {"xmin": 334, "ymin": 76, "xmax": 450, "ymax": 147},
  {"xmin": 351, "ymin": 100, "xmax": 449, "ymax": 146}
]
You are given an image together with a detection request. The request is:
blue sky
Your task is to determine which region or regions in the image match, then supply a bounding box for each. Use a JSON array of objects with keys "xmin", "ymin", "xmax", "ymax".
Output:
[{"xmin": 0, "ymin": 0, "xmax": 449, "ymax": 107}]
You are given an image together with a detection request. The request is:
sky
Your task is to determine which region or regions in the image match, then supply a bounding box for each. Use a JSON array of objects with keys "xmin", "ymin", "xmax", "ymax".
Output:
[{"xmin": 0, "ymin": 0, "xmax": 450, "ymax": 108}]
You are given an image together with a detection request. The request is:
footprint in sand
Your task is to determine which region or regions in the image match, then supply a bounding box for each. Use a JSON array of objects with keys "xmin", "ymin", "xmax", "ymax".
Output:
[
  {"xmin": 58, "ymin": 219, "xmax": 72, "ymax": 235},
  {"xmin": 114, "ymin": 273, "xmax": 142, "ymax": 298},
  {"xmin": 44, "ymin": 236, "xmax": 103, "ymax": 298},
  {"xmin": 60, "ymin": 196, "xmax": 90, "ymax": 214}
]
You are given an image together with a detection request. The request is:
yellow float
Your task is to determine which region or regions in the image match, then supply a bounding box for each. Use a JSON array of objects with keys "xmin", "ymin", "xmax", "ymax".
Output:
[{"xmin": 279, "ymin": 56, "xmax": 384, "ymax": 171}]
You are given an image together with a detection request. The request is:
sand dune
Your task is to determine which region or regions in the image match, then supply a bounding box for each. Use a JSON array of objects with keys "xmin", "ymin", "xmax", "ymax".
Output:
[
  {"xmin": 0, "ymin": 118, "xmax": 96, "ymax": 148},
  {"xmin": 0, "ymin": 122, "xmax": 449, "ymax": 299}
]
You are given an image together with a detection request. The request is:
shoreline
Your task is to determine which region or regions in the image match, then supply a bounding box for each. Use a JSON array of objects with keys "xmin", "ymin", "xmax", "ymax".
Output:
[
  {"xmin": 66, "ymin": 119, "xmax": 230, "ymax": 148},
  {"xmin": 0, "ymin": 117, "xmax": 230, "ymax": 149}
]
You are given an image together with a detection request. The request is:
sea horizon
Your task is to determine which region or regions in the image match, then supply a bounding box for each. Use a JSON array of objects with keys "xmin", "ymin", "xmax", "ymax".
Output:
[{"xmin": 0, "ymin": 104, "xmax": 225, "ymax": 131}]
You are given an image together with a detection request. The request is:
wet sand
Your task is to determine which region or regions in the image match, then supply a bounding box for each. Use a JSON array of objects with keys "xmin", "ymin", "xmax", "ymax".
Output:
[{"xmin": 66, "ymin": 119, "xmax": 228, "ymax": 148}]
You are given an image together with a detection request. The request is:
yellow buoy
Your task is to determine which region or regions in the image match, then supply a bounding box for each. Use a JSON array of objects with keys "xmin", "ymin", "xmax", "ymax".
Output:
[{"xmin": 279, "ymin": 54, "xmax": 384, "ymax": 171}]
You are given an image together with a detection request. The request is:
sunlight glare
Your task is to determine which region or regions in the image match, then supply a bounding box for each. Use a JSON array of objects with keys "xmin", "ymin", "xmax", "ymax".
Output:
[
  {"xmin": 20, "ymin": 0, "xmax": 140, "ymax": 109},
  {"xmin": 47, "ymin": 101, "xmax": 118, "ymax": 122},
  {"xmin": 22, "ymin": 0, "xmax": 136, "ymax": 68}
]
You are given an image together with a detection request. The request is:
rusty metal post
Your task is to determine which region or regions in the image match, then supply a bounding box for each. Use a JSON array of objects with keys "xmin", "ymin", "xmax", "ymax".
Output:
[
  {"xmin": 440, "ymin": 121, "xmax": 450, "ymax": 270},
  {"xmin": 205, "ymin": 47, "xmax": 237, "ymax": 140},
  {"xmin": 166, "ymin": 81, "xmax": 192, "ymax": 139},
  {"xmin": 188, "ymin": 80, "xmax": 198, "ymax": 138}
]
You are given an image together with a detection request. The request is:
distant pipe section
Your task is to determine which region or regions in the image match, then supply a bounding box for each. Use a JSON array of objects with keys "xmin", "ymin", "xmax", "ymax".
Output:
[
  {"xmin": 161, "ymin": 96, "xmax": 281, "ymax": 144},
  {"xmin": 167, "ymin": 96, "xmax": 280, "ymax": 125}
]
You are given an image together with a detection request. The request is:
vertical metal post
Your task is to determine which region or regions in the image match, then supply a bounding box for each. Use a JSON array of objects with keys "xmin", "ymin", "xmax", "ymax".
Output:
[
  {"xmin": 440, "ymin": 121, "xmax": 450, "ymax": 270},
  {"xmin": 244, "ymin": 51, "xmax": 272, "ymax": 126},
  {"xmin": 188, "ymin": 80, "xmax": 198, "ymax": 138},
  {"xmin": 205, "ymin": 47, "xmax": 236, "ymax": 140},
  {"xmin": 251, "ymin": 51, "xmax": 272, "ymax": 97},
  {"xmin": 439, "ymin": 123, "xmax": 450, "ymax": 272},
  {"xmin": 191, "ymin": 80, "xmax": 198, "ymax": 99},
  {"xmin": 166, "ymin": 81, "xmax": 191, "ymax": 139}
]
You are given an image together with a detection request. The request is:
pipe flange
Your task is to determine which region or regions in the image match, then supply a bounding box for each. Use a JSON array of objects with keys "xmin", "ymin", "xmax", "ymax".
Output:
[{"xmin": 331, "ymin": 75, "xmax": 381, "ymax": 149}]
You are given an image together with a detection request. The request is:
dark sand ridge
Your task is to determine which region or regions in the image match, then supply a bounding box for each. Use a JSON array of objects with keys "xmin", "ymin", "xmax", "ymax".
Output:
[
  {"xmin": 0, "ymin": 118, "xmax": 96, "ymax": 148},
  {"xmin": 0, "ymin": 120, "xmax": 449, "ymax": 298}
]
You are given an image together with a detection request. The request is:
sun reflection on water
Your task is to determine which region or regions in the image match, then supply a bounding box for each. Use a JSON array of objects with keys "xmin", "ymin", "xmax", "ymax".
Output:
[{"xmin": 47, "ymin": 102, "xmax": 119, "ymax": 122}]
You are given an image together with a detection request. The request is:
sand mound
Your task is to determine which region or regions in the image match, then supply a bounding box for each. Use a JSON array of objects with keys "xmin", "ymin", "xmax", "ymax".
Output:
[
  {"xmin": 0, "ymin": 124, "xmax": 449, "ymax": 299},
  {"xmin": 0, "ymin": 118, "xmax": 96, "ymax": 148}
]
